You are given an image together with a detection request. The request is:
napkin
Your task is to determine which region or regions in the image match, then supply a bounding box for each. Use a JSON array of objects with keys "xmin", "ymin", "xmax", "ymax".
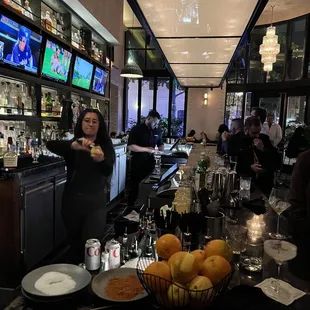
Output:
[
  {"xmin": 123, "ymin": 210, "xmax": 140, "ymax": 222},
  {"xmin": 256, "ymin": 278, "xmax": 306, "ymax": 306}
]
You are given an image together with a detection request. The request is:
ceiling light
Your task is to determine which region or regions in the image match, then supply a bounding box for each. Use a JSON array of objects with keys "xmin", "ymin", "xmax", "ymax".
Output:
[
  {"xmin": 120, "ymin": 59, "xmax": 143, "ymax": 78},
  {"xmin": 259, "ymin": 6, "xmax": 280, "ymax": 75}
]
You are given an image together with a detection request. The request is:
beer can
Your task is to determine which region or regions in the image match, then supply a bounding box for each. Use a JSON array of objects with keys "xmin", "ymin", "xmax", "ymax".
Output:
[
  {"xmin": 105, "ymin": 239, "xmax": 120, "ymax": 269},
  {"xmin": 84, "ymin": 238, "xmax": 101, "ymax": 271}
]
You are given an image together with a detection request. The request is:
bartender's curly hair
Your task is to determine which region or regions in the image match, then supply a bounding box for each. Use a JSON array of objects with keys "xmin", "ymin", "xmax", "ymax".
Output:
[{"xmin": 74, "ymin": 108, "xmax": 116, "ymax": 165}]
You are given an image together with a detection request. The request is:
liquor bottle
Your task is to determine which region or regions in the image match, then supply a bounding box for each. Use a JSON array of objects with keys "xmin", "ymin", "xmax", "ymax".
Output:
[
  {"xmin": 23, "ymin": 0, "xmax": 34, "ymax": 20},
  {"xmin": 52, "ymin": 13, "xmax": 57, "ymax": 35},
  {"xmin": 60, "ymin": 16, "xmax": 66, "ymax": 39},
  {"xmin": 45, "ymin": 92, "xmax": 53, "ymax": 116},
  {"xmin": 0, "ymin": 133, "xmax": 5, "ymax": 157},
  {"xmin": 4, "ymin": 138, "xmax": 18, "ymax": 169},
  {"xmin": 56, "ymin": 13, "xmax": 62, "ymax": 38},
  {"xmin": 43, "ymin": 11, "xmax": 53, "ymax": 32},
  {"xmin": 195, "ymin": 152, "xmax": 208, "ymax": 190},
  {"xmin": 18, "ymin": 131, "xmax": 27, "ymax": 154}
]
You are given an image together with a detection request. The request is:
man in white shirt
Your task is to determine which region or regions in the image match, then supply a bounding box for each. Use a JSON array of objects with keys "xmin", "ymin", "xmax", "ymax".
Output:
[{"xmin": 265, "ymin": 114, "xmax": 283, "ymax": 147}]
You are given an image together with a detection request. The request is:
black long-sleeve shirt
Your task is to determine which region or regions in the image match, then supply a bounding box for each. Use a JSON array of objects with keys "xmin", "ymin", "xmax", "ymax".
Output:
[{"xmin": 47, "ymin": 140, "xmax": 113, "ymax": 194}]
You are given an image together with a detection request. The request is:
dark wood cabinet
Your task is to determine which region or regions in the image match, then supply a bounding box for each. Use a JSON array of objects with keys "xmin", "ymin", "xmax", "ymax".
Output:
[
  {"xmin": 54, "ymin": 174, "xmax": 67, "ymax": 247},
  {"xmin": 21, "ymin": 179, "xmax": 54, "ymax": 270}
]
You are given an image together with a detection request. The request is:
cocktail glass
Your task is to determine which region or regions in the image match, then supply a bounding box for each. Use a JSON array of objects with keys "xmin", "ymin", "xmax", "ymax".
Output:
[
  {"xmin": 262, "ymin": 240, "xmax": 297, "ymax": 302},
  {"xmin": 268, "ymin": 188, "xmax": 290, "ymax": 239}
]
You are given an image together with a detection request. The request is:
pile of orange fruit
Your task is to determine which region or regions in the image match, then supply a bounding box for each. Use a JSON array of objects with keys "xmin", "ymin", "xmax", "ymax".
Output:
[{"xmin": 143, "ymin": 234, "xmax": 233, "ymax": 308}]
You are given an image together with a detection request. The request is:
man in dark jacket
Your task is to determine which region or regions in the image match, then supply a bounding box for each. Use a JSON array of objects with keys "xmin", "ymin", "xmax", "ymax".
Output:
[
  {"xmin": 237, "ymin": 116, "xmax": 277, "ymax": 195},
  {"xmin": 227, "ymin": 118, "xmax": 245, "ymax": 156}
]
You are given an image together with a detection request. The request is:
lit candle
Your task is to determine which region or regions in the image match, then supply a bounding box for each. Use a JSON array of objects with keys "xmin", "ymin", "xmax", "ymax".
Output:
[{"xmin": 246, "ymin": 215, "xmax": 266, "ymax": 243}]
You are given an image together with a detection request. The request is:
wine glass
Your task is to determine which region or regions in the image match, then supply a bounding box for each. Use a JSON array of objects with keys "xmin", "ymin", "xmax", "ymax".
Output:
[
  {"xmin": 268, "ymin": 188, "xmax": 290, "ymax": 239},
  {"xmin": 229, "ymin": 155, "xmax": 238, "ymax": 171},
  {"xmin": 262, "ymin": 240, "xmax": 297, "ymax": 303}
]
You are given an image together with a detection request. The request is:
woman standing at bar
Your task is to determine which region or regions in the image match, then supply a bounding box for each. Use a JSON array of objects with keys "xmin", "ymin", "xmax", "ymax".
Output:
[{"xmin": 47, "ymin": 108, "xmax": 115, "ymax": 262}]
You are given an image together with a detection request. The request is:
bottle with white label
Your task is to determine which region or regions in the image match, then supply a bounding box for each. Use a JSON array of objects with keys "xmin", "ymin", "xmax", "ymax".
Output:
[
  {"xmin": 0, "ymin": 133, "xmax": 5, "ymax": 157},
  {"xmin": 3, "ymin": 143, "xmax": 18, "ymax": 169}
]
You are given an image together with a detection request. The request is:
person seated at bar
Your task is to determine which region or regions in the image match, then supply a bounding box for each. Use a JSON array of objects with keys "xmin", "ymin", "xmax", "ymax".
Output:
[
  {"xmin": 288, "ymin": 149, "xmax": 310, "ymax": 281},
  {"xmin": 225, "ymin": 118, "xmax": 245, "ymax": 156},
  {"xmin": 127, "ymin": 110, "xmax": 160, "ymax": 207},
  {"xmin": 287, "ymin": 126, "xmax": 309, "ymax": 159},
  {"xmin": 200, "ymin": 132, "xmax": 211, "ymax": 143},
  {"xmin": 47, "ymin": 108, "xmax": 115, "ymax": 262},
  {"xmin": 251, "ymin": 107, "xmax": 268, "ymax": 135},
  {"xmin": 110, "ymin": 131, "xmax": 117, "ymax": 139},
  {"xmin": 237, "ymin": 116, "xmax": 277, "ymax": 195},
  {"xmin": 216, "ymin": 124, "xmax": 229, "ymax": 154},
  {"xmin": 186, "ymin": 129, "xmax": 197, "ymax": 142}
]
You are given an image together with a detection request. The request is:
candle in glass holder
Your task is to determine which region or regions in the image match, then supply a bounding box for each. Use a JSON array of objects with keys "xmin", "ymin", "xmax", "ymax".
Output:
[{"xmin": 246, "ymin": 215, "xmax": 266, "ymax": 243}]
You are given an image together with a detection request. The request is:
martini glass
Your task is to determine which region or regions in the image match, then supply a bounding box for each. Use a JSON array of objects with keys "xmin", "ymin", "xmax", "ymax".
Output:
[
  {"xmin": 268, "ymin": 188, "xmax": 290, "ymax": 239},
  {"xmin": 262, "ymin": 240, "xmax": 297, "ymax": 303}
]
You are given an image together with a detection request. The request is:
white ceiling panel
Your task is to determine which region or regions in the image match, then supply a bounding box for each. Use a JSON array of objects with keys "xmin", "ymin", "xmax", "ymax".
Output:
[
  {"xmin": 158, "ymin": 38, "xmax": 240, "ymax": 63},
  {"xmin": 171, "ymin": 64, "xmax": 228, "ymax": 78},
  {"xmin": 137, "ymin": 0, "xmax": 259, "ymax": 37},
  {"xmin": 178, "ymin": 78, "xmax": 222, "ymax": 87}
]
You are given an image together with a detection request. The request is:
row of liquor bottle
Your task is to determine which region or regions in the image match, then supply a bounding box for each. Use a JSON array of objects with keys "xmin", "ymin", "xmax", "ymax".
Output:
[
  {"xmin": 41, "ymin": 92, "xmax": 62, "ymax": 117},
  {"xmin": 0, "ymin": 81, "xmax": 34, "ymax": 116},
  {"xmin": 3, "ymin": 0, "xmax": 34, "ymax": 20}
]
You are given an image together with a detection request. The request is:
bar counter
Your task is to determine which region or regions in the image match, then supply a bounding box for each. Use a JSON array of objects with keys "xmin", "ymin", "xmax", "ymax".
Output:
[{"xmin": 2, "ymin": 143, "xmax": 310, "ymax": 309}]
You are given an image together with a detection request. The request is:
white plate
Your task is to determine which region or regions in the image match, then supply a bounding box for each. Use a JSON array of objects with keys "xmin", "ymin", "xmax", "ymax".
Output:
[{"xmin": 91, "ymin": 267, "xmax": 148, "ymax": 302}]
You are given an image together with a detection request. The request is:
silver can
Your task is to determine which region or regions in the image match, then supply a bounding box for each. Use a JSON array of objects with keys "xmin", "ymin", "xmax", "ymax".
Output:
[
  {"xmin": 84, "ymin": 238, "xmax": 101, "ymax": 271},
  {"xmin": 105, "ymin": 239, "xmax": 121, "ymax": 269}
]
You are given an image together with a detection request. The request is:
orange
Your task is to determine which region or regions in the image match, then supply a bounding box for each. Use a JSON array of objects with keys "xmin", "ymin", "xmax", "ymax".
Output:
[
  {"xmin": 168, "ymin": 251, "xmax": 199, "ymax": 284},
  {"xmin": 156, "ymin": 234, "xmax": 182, "ymax": 260},
  {"xmin": 188, "ymin": 275, "xmax": 213, "ymax": 303},
  {"xmin": 144, "ymin": 261, "xmax": 172, "ymax": 293},
  {"xmin": 205, "ymin": 239, "xmax": 233, "ymax": 262},
  {"xmin": 201, "ymin": 255, "xmax": 231, "ymax": 285},
  {"xmin": 167, "ymin": 283, "xmax": 190, "ymax": 307},
  {"xmin": 191, "ymin": 249, "xmax": 206, "ymax": 273}
]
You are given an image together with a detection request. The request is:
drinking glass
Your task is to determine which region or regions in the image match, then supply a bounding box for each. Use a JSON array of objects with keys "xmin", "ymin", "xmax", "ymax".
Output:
[
  {"xmin": 268, "ymin": 188, "xmax": 290, "ymax": 239},
  {"xmin": 154, "ymin": 152, "xmax": 161, "ymax": 175},
  {"xmin": 229, "ymin": 155, "xmax": 238, "ymax": 171},
  {"xmin": 262, "ymin": 240, "xmax": 297, "ymax": 302},
  {"xmin": 240, "ymin": 176, "xmax": 251, "ymax": 191}
]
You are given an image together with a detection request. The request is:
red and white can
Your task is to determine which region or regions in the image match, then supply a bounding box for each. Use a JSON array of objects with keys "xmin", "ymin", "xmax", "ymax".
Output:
[
  {"xmin": 105, "ymin": 239, "xmax": 120, "ymax": 269},
  {"xmin": 84, "ymin": 238, "xmax": 101, "ymax": 271}
]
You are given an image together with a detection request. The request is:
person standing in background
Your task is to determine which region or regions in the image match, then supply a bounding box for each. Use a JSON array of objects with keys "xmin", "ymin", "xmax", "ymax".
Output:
[
  {"xmin": 47, "ymin": 109, "xmax": 115, "ymax": 262},
  {"xmin": 127, "ymin": 110, "xmax": 160, "ymax": 207},
  {"xmin": 226, "ymin": 118, "xmax": 245, "ymax": 156},
  {"xmin": 251, "ymin": 107, "xmax": 268, "ymax": 135},
  {"xmin": 216, "ymin": 124, "xmax": 229, "ymax": 154},
  {"xmin": 265, "ymin": 113, "xmax": 282, "ymax": 147}
]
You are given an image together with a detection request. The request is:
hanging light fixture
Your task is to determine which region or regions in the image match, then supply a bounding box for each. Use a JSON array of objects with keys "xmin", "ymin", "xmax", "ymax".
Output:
[
  {"xmin": 259, "ymin": 5, "xmax": 280, "ymax": 75},
  {"xmin": 121, "ymin": 11, "xmax": 143, "ymax": 79}
]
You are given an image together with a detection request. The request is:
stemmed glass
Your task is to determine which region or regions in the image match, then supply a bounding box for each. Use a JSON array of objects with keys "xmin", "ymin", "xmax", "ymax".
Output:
[
  {"xmin": 268, "ymin": 188, "xmax": 290, "ymax": 239},
  {"xmin": 262, "ymin": 240, "xmax": 297, "ymax": 303}
]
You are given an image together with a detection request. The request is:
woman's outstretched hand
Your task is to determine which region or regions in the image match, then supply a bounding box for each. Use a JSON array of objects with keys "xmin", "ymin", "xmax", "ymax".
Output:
[
  {"xmin": 71, "ymin": 138, "xmax": 94, "ymax": 152},
  {"xmin": 90, "ymin": 146, "xmax": 105, "ymax": 162}
]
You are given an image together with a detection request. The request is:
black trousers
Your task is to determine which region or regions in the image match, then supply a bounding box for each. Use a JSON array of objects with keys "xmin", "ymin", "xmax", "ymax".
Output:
[
  {"xmin": 128, "ymin": 156, "xmax": 154, "ymax": 206},
  {"xmin": 61, "ymin": 190, "xmax": 107, "ymax": 263}
]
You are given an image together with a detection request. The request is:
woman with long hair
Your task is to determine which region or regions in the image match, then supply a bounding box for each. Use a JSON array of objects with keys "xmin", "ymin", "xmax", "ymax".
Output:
[{"xmin": 47, "ymin": 108, "xmax": 115, "ymax": 261}]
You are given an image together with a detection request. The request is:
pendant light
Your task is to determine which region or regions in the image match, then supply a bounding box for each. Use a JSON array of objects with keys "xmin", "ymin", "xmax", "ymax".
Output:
[
  {"xmin": 259, "ymin": 5, "xmax": 280, "ymax": 77},
  {"xmin": 121, "ymin": 11, "xmax": 143, "ymax": 79}
]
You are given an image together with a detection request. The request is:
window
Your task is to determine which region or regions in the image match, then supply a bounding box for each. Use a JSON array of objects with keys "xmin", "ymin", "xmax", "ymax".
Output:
[
  {"xmin": 141, "ymin": 78, "xmax": 154, "ymax": 119},
  {"xmin": 126, "ymin": 79, "xmax": 138, "ymax": 129},
  {"xmin": 157, "ymin": 78, "xmax": 170, "ymax": 136},
  {"xmin": 125, "ymin": 50, "xmax": 145, "ymax": 69},
  {"xmin": 245, "ymin": 92, "xmax": 252, "ymax": 118},
  {"xmin": 227, "ymin": 45, "xmax": 246, "ymax": 84},
  {"xmin": 287, "ymin": 18, "xmax": 306, "ymax": 80},
  {"xmin": 286, "ymin": 96, "xmax": 307, "ymax": 127},
  {"xmin": 170, "ymin": 81, "xmax": 185, "ymax": 137},
  {"xmin": 125, "ymin": 30, "xmax": 146, "ymax": 49},
  {"xmin": 248, "ymin": 27, "xmax": 266, "ymax": 83},
  {"xmin": 225, "ymin": 93, "xmax": 244, "ymax": 128},
  {"xmin": 259, "ymin": 96, "xmax": 281, "ymax": 123}
]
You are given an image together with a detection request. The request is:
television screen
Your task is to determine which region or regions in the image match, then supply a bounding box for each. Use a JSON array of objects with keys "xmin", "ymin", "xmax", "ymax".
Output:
[
  {"xmin": 72, "ymin": 56, "xmax": 93, "ymax": 90},
  {"xmin": 42, "ymin": 39, "xmax": 72, "ymax": 83},
  {"xmin": 92, "ymin": 66, "xmax": 108, "ymax": 95},
  {"xmin": 0, "ymin": 14, "xmax": 42, "ymax": 74}
]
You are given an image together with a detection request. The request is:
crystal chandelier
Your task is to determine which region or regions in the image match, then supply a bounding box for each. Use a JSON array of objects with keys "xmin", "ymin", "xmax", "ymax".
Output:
[{"xmin": 259, "ymin": 6, "xmax": 280, "ymax": 73}]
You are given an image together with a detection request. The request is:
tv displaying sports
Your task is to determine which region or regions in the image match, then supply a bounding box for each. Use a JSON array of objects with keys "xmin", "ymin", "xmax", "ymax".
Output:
[
  {"xmin": 72, "ymin": 56, "xmax": 93, "ymax": 90},
  {"xmin": 42, "ymin": 39, "xmax": 72, "ymax": 83},
  {"xmin": 92, "ymin": 66, "xmax": 108, "ymax": 95},
  {"xmin": 0, "ymin": 14, "xmax": 42, "ymax": 74}
]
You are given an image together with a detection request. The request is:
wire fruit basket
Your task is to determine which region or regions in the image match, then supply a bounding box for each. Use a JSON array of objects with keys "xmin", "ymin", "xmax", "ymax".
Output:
[{"xmin": 136, "ymin": 256, "xmax": 233, "ymax": 309}]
